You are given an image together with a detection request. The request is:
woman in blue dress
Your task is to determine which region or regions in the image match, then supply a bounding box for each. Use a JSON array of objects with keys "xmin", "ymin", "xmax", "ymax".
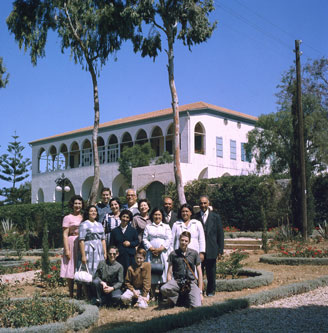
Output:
[{"xmin": 79, "ymin": 205, "xmax": 106, "ymax": 299}]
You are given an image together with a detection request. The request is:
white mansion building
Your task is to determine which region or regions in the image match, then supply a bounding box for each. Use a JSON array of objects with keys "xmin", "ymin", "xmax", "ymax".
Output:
[{"xmin": 30, "ymin": 101, "xmax": 258, "ymax": 206}]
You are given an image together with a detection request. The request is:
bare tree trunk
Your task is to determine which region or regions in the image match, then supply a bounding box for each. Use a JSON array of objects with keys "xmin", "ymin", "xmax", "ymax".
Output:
[
  {"xmin": 88, "ymin": 62, "xmax": 100, "ymax": 205},
  {"xmin": 63, "ymin": 5, "xmax": 100, "ymax": 206},
  {"xmin": 167, "ymin": 37, "xmax": 186, "ymax": 206}
]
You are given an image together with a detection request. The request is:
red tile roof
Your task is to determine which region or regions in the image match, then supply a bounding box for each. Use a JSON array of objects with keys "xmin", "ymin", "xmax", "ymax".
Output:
[{"xmin": 29, "ymin": 101, "xmax": 258, "ymax": 144}]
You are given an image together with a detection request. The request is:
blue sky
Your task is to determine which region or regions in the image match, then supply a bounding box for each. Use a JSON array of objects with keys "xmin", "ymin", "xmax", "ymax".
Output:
[{"xmin": 0, "ymin": 0, "xmax": 327, "ymax": 190}]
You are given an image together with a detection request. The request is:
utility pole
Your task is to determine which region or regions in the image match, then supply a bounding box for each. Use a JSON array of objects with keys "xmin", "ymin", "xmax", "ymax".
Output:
[{"xmin": 295, "ymin": 40, "xmax": 307, "ymax": 240}]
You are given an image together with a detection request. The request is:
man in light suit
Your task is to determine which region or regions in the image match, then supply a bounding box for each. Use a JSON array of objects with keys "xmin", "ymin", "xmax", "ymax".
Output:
[
  {"xmin": 194, "ymin": 195, "xmax": 224, "ymax": 297},
  {"xmin": 162, "ymin": 196, "xmax": 178, "ymax": 229}
]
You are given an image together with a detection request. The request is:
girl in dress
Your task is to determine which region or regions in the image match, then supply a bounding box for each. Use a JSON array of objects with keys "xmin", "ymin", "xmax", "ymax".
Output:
[{"xmin": 60, "ymin": 195, "xmax": 84, "ymax": 298}]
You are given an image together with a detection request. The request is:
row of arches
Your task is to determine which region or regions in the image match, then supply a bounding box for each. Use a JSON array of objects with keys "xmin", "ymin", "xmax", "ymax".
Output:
[
  {"xmin": 38, "ymin": 122, "xmax": 206, "ymax": 173},
  {"xmin": 36, "ymin": 166, "xmax": 217, "ymax": 205},
  {"xmin": 36, "ymin": 174, "xmax": 129, "ymax": 203}
]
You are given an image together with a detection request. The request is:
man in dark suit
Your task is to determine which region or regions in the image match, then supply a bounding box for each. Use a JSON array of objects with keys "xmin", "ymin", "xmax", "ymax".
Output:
[
  {"xmin": 194, "ymin": 195, "xmax": 224, "ymax": 297},
  {"xmin": 162, "ymin": 196, "xmax": 178, "ymax": 229}
]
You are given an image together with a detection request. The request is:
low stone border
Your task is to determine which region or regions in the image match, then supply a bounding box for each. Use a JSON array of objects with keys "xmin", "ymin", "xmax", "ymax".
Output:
[
  {"xmin": 215, "ymin": 268, "xmax": 274, "ymax": 292},
  {"xmin": 0, "ymin": 299, "xmax": 99, "ymax": 332},
  {"xmin": 224, "ymin": 231, "xmax": 264, "ymax": 239},
  {"xmin": 106, "ymin": 275, "xmax": 328, "ymax": 333},
  {"xmin": 260, "ymin": 254, "xmax": 328, "ymax": 265}
]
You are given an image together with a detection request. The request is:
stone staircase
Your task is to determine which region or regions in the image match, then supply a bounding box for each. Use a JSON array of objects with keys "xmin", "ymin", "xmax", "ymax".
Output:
[{"xmin": 224, "ymin": 238, "xmax": 262, "ymax": 251}]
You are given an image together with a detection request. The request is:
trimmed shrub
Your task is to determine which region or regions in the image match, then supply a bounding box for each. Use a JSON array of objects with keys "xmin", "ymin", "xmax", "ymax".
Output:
[
  {"xmin": 242, "ymin": 275, "xmax": 328, "ymax": 305},
  {"xmin": 259, "ymin": 254, "xmax": 328, "ymax": 265},
  {"xmin": 215, "ymin": 269, "xmax": 274, "ymax": 292}
]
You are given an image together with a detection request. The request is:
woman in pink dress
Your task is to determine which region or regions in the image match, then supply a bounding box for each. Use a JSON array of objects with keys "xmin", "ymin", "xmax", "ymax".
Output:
[{"xmin": 60, "ymin": 195, "xmax": 84, "ymax": 298}]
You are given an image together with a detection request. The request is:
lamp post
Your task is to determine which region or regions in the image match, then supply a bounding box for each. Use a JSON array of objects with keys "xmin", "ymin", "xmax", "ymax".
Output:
[{"xmin": 55, "ymin": 173, "xmax": 71, "ymax": 220}]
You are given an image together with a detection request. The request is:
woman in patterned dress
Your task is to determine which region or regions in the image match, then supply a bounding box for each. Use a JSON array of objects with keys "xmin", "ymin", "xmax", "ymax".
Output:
[
  {"xmin": 60, "ymin": 195, "xmax": 84, "ymax": 298},
  {"xmin": 143, "ymin": 208, "xmax": 172, "ymax": 298},
  {"xmin": 79, "ymin": 205, "xmax": 106, "ymax": 299},
  {"xmin": 102, "ymin": 197, "xmax": 121, "ymax": 247}
]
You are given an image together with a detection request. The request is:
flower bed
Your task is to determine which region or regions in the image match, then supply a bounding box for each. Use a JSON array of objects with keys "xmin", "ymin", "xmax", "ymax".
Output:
[
  {"xmin": 0, "ymin": 298, "xmax": 99, "ymax": 332},
  {"xmin": 259, "ymin": 254, "xmax": 328, "ymax": 265},
  {"xmin": 215, "ymin": 268, "xmax": 274, "ymax": 292},
  {"xmin": 279, "ymin": 246, "xmax": 328, "ymax": 258}
]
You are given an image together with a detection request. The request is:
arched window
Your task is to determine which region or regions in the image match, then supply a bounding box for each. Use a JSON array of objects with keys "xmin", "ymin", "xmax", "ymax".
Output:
[
  {"xmin": 120, "ymin": 132, "xmax": 133, "ymax": 153},
  {"xmin": 165, "ymin": 123, "xmax": 174, "ymax": 155},
  {"xmin": 108, "ymin": 135, "xmax": 119, "ymax": 163},
  {"xmin": 82, "ymin": 139, "xmax": 92, "ymax": 167},
  {"xmin": 194, "ymin": 122, "xmax": 205, "ymax": 154},
  {"xmin": 70, "ymin": 141, "xmax": 80, "ymax": 168},
  {"xmin": 97, "ymin": 136, "xmax": 105, "ymax": 164},
  {"xmin": 37, "ymin": 188, "xmax": 44, "ymax": 203},
  {"xmin": 38, "ymin": 148, "xmax": 47, "ymax": 173},
  {"xmin": 49, "ymin": 146, "xmax": 57, "ymax": 171},
  {"xmin": 135, "ymin": 129, "xmax": 148, "ymax": 146},
  {"xmin": 58, "ymin": 144, "xmax": 68, "ymax": 170},
  {"xmin": 150, "ymin": 126, "xmax": 164, "ymax": 157}
]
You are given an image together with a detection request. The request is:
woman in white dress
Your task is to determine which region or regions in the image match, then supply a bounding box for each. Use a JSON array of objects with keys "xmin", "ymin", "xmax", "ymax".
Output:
[
  {"xmin": 172, "ymin": 204, "xmax": 205, "ymax": 259},
  {"xmin": 143, "ymin": 208, "xmax": 172, "ymax": 299}
]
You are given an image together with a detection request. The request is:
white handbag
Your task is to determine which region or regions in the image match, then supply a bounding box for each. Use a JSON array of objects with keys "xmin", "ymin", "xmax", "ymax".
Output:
[{"xmin": 74, "ymin": 264, "xmax": 92, "ymax": 283}]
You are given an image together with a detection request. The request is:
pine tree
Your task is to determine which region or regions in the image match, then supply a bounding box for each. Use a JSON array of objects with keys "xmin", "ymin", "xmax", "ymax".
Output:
[
  {"xmin": 0, "ymin": 57, "xmax": 9, "ymax": 88},
  {"xmin": 0, "ymin": 134, "xmax": 31, "ymax": 204}
]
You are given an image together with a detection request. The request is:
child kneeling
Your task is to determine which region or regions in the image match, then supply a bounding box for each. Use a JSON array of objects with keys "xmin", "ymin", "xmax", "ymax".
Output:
[{"xmin": 121, "ymin": 248, "xmax": 151, "ymax": 308}]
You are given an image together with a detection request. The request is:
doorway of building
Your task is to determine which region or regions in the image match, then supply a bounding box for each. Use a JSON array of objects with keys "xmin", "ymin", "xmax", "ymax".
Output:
[{"xmin": 146, "ymin": 181, "xmax": 165, "ymax": 209}]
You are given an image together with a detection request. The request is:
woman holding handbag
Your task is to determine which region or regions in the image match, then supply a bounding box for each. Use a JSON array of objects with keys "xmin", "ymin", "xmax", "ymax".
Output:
[
  {"xmin": 78, "ymin": 205, "xmax": 106, "ymax": 299},
  {"xmin": 143, "ymin": 208, "xmax": 172, "ymax": 300},
  {"xmin": 60, "ymin": 195, "xmax": 84, "ymax": 298}
]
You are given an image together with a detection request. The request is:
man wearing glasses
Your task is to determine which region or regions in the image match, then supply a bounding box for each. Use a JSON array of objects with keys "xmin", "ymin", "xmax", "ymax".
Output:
[
  {"xmin": 124, "ymin": 188, "xmax": 140, "ymax": 216},
  {"xmin": 92, "ymin": 246, "xmax": 124, "ymax": 307}
]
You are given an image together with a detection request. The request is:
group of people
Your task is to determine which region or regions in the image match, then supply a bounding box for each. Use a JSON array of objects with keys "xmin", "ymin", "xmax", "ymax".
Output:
[{"xmin": 60, "ymin": 187, "xmax": 224, "ymax": 308}]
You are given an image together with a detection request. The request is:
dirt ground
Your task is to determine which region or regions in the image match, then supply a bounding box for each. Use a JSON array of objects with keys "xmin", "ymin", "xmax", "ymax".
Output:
[{"xmin": 4, "ymin": 241, "xmax": 328, "ymax": 332}]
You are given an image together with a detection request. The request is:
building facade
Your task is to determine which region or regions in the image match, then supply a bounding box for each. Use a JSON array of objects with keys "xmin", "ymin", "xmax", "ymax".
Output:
[{"xmin": 30, "ymin": 102, "xmax": 258, "ymax": 205}]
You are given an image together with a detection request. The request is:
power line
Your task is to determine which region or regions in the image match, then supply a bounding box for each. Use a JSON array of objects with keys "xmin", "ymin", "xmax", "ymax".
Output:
[
  {"xmin": 215, "ymin": 0, "xmax": 292, "ymax": 50},
  {"xmin": 233, "ymin": 0, "xmax": 326, "ymax": 56}
]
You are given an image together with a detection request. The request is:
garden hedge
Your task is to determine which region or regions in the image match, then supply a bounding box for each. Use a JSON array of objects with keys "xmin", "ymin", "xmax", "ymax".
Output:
[
  {"xmin": 0, "ymin": 203, "xmax": 69, "ymax": 249},
  {"xmin": 312, "ymin": 173, "xmax": 328, "ymax": 225},
  {"xmin": 0, "ymin": 299, "xmax": 98, "ymax": 332},
  {"xmin": 169, "ymin": 175, "xmax": 285, "ymax": 231},
  {"xmin": 259, "ymin": 254, "xmax": 328, "ymax": 266},
  {"xmin": 107, "ymin": 275, "xmax": 328, "ymax": 333},
  {"xmin": 215, "ymin": 269, "xmax": 274, "ymax": 291}
]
